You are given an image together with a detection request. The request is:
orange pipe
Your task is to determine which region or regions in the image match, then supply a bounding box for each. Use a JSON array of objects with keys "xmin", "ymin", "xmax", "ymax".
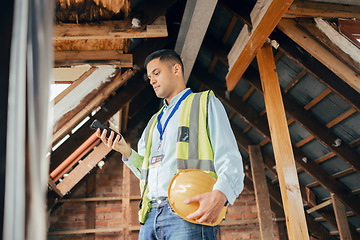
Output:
[{"xmin": 50, "ymin": 132, "xmax": 99, "ymax": 180}]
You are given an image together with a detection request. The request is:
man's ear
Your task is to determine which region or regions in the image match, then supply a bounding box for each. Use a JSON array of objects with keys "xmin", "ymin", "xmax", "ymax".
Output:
[{"xmin": 173, "ymin": 63, "xmax": 182, "ymax": 75}]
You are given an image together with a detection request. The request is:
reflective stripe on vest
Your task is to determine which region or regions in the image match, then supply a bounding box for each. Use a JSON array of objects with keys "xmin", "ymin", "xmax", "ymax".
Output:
[
  {"xmin": 176, "ymin": 90, "xmax": 217, "ymax": 179},
  {"xmin": 138, "ymin": 90, "xmax": 217, "ymax": 224},
  {"xmin": 138, "ymin": 110, "xmax": 160, "ymax": 224}
]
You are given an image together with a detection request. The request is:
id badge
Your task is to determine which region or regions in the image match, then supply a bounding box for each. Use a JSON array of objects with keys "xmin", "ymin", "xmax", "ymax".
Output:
[{"xmin": 150, "ymin": 154, "xmax": 164, "ymax": 168}]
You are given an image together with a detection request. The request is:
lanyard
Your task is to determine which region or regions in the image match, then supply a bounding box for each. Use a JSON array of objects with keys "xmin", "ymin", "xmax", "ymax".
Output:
[{"xmin": 157, "ymin": 89, "xmax": 192, "ymax": 141}]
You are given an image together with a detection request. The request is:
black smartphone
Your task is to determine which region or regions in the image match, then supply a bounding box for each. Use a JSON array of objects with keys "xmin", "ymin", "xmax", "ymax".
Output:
[{"xmin": 90, "ymin": 119, "xmax": 122, "ymax": 141}]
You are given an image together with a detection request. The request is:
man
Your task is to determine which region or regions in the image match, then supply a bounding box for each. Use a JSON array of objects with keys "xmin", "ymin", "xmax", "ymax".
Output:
[{"xmin": 96, "ymin": 49, "xmax": 244, "ymax": 239}]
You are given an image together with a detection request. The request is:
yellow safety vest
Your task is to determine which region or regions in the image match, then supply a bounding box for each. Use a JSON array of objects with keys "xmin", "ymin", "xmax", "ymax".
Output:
[{"xmin": 138, "ymin": 90, "xmax": 217, "ymax": 224}]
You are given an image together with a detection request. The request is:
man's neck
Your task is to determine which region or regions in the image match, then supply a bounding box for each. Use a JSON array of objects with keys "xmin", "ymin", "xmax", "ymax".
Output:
[{"xmin": 165, "ymin": 87, "xmax": 187, "ymax": 105}]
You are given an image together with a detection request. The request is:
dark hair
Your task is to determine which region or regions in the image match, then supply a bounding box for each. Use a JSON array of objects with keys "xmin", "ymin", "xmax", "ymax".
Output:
[{"xmin": 144, "ymin": 49, "xmax": 184, "ymax": 74}]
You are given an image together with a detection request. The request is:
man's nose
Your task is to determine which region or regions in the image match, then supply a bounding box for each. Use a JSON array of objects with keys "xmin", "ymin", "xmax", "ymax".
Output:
[{"xmin": 149, "ymin": 77, "xmax": 156, "ymax": 85}]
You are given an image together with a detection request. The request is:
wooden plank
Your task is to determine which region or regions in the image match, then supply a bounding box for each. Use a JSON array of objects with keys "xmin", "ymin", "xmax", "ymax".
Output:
[
  {"xmin": 85, "ymin": 173, "xmax": 96, "ymax": 240},
  {"xmin": 257, "ymin": 42, "xmax": 309, "ymax": 240},
  {"xmin": 56, "ymin": 143, "xmax": 111, "ymax": 195},
  {"xmin": 283, "ymin": 69, "xmax": 306, "ymax": 93},
  {"xmin": 285, "ymin": 0, "xmax": 360, "ymax": 20},
  {"xmin": 298, "ymin": 18, "xmax": 360, "ymax": 75},
  {"xmin": 52, "ymin": 69, "xmax": 134, "ymax": 145},
  {"xmin": 110, "ymin": 16, "xmax": 167, "ymax": 38},
  {"xmin": 246, "ymin": 169, "xmax": 334, "ymax": 240},
  {"xmin": 306, "ymin": 200, "xmax": 332, "ymax": 214},
  {"xmin": 122, "ymin": 162, "xmax": 130, "ymax": 239},
  {"xmin": 331, "ymin": 194, "xmax": 352, "ymax": 240},
  {"xmin": 50, "ymin": 73, "xmax": 148, "ymax": 172},
  {"xmin": 48, "ymin": 179, "xmax": 64, "ymax": 197},
  {"xmin": 271, "ymin": 30, "xmax": 360, "ymax": 113},
  {"xmin": 243, "ymin": 65, "xmax": 360, "ymax": 182},
  {"xmin": 54, "ymin": 16, "xmax": 167, "ymax": 40},
  {"xmin": 226, "ymin": 0, "xmax": 294, "ymax": 91},
  {"xmin": 54, "ymin": 51, "xmax": 133, "ymax": 67},
  {"xmin": 54, "ymin": 67, "xmax": 97, "ymax": 105},
  {"xmin": 242, "ymin": 86, "xmax": 255, "ymax": 102},
  {"xmin": 278, "ymin": 19, "xmax": 360, "ymax": 93},
  {"xmin": 326, "ymin": 108, "xmax": 356, "ymax": 128},
  {"xmin": 304, "ymin": 88, "xmax": 331, "ymax": 110},
  {"xmin": 192, "ymin": 66, "xmax": 360, "ymax": 228},
  {"xmin": 249, "ymin": 145, "xmax": 276, "ymax": 240}
]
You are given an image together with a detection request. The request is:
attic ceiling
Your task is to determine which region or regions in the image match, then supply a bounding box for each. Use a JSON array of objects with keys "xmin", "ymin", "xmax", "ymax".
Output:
[{"xmin": 48, "ymin": 0, "xmax": 360, "ymax": 239}]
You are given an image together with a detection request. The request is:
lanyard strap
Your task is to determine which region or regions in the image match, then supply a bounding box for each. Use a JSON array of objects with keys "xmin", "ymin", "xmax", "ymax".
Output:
[{"xmin": 157, "ymin": 89, "xmax": 192, "ymax": 141}]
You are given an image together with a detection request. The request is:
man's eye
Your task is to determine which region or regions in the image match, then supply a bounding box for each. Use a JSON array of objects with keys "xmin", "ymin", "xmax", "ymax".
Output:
[{"xmin": 155, "ymin": 71, "xmax": 159, "ymax": 75}]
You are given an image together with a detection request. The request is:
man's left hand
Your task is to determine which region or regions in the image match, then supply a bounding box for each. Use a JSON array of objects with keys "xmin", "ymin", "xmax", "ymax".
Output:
[{"xmin": 184, "ymin": 190, "xmax": 227, "ymax": 224}]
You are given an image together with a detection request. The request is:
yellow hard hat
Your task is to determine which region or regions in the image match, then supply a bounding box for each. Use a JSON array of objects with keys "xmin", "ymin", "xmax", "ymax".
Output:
[{"xmin": 168, "ymin": 169, "xmax": 227, "ymax": 226}]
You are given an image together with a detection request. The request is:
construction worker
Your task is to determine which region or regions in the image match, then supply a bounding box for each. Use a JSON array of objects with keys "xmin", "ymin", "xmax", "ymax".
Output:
[{"xmin": 96, "ymin": 49, "xmax": 244, "ymax": 239}]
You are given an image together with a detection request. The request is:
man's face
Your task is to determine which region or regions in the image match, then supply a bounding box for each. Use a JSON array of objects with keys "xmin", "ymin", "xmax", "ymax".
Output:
[{"xmin": 146, "ymin": 58, "xmax": 176, "ymax": 100}]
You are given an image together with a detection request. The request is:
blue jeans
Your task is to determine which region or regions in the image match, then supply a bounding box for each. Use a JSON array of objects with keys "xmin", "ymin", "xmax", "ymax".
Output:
[{"xmin": 138, "ymin": 199, "xmax": 219, "ymax": 240}]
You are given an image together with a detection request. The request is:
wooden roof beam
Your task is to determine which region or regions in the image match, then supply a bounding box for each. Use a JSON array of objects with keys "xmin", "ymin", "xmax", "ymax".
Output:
[
  {"xmin": 192, "ymin": 66, "xmax": 360, "ymax": 218},
  {"xmin": 52, "ymin": 68, "xmax": 132, "ymax": 145},
  {"xmin": 278, "ymin": 19, "xmax": 360, "ymax": 93},
  {"xmin": 231, "ymin": 123, "xmax": 360, "ymax": 239},
  {"xmin": 215, "ymin": 0, "xmax": 360, "ymax": 111},
  {"xmin": 243, "ymin": 66, "xmax": 360, "ymax": 175},
  {"xmin": 270, "ymin": 30, "xmax": 360, "ymax": 112},
  {"xmin": 297, "ymin": 18, "xmax": 360, "ymax": 74},
  {"xmin": 50, "ymin": 72, "xmax": 147, "ymax": 172},
  {"xmin": 54, "ymin": 51, "xmax": 133, "ymax": 67},
  {"xmin": 226, "ymin": 0, "xmax": 294, "ymax": 91},
  {"xmin": 53, "ymin": 16, "xmax": 168, "ymax": 41},
  {"xmin": 284, "ymin": 0, "xmax": 360, "ymax": 20}
]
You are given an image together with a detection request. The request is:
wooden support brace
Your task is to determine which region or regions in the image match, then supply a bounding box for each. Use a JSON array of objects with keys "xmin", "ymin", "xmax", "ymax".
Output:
[
  {"xmin": 257, "ymin": 42, "xmax": 309, "ymax": 240},
  {"xmin": 331, "ymin": 193, "xmax": 352, "ymax": 240},
  {"xmin": 249, "ymin": 145, "xmax": 276, "ymax": 240}
]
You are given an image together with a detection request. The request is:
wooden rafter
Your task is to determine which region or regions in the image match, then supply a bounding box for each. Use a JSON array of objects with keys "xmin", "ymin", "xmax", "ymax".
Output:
[
  {"xmin": 331, "ymin": 194, "xmax": 352, "ymax": 240},
  {"xmin": 52, "ymin": 69, "xmax": 133, "ymax": 145},
  {"xmin": 226, "ymin": 0, "xmax": 294, "ymax": 91},
  {"xmin": 271, "ymin": 30, "xmax": 360, "ymax": 112},
  {"xmin": 54, "ymin": 67, "xmax": 97, "ymax": 104},
  {"xmin": 50, "ymin": 72, "xmax": 148, "ymax": 172},
  {"xmin": 193, "ymin": 66, "xmax": 360, "ymax": 219},
  {"xmin": 243, "ymin": 67, "xmax": 360, "ymax": 175},
  {"xmin": 54, "ymin": 51, "xmax": 133, "ymax": 67},
  {"xmin": 284, "ymin": 0, "xmax": 360, "ymax": 20},
  {"xmin": 278, "ymin": 19, "xmax": 360, "ymax": 93},
  {"xmin": 220, "ymin": 0, "xmax": 360, "ymax": 111},
  {"xmin": 245, "ymin": 170, "xmax": 334, "ymax": 240},
  {"xmin": 231, "ymin": 119, "xmax": 360, "ymax": 239},
  {"xmin": 297, "ymin": 18, "xmax": 360, "ymax": 74},
  {"xmin": 56, "ymin": 143, "xmax": 111, "ymax": 195},
  {"xmin": 54, "ymin": 16, "xmax": 168, "ymax": 40}
]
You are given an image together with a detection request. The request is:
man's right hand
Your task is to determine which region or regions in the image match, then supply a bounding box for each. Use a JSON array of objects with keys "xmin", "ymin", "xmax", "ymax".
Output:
[{"xmin": 96, "ymin": 128, "xmax": 132, "ymax": 159}]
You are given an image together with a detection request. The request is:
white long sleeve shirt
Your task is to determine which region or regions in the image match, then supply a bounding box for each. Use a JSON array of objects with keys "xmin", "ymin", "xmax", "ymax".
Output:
[{"xmin": 123, "ymin": 88, "xmax": 244, "ymax": 204}]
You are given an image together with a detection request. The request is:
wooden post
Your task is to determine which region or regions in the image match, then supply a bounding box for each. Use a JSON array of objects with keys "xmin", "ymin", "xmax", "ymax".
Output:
[
  {"xmin": 249, "ymin": 145, "xmax": 276, "ymax": 240},
  {"xmin": 331, "ymin": 193, "xmax": 352, "ymax": 240},
  {"xmin": 257, "ymin": 42, "xmax": 309, "ymax": 240},
  {"xmin": 120, "ymin": 104, "xmax": 131, "ymax": 239},
  {"xmin": 85, "ymin": 172, "xmax": 96, "ymax": 240}
]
